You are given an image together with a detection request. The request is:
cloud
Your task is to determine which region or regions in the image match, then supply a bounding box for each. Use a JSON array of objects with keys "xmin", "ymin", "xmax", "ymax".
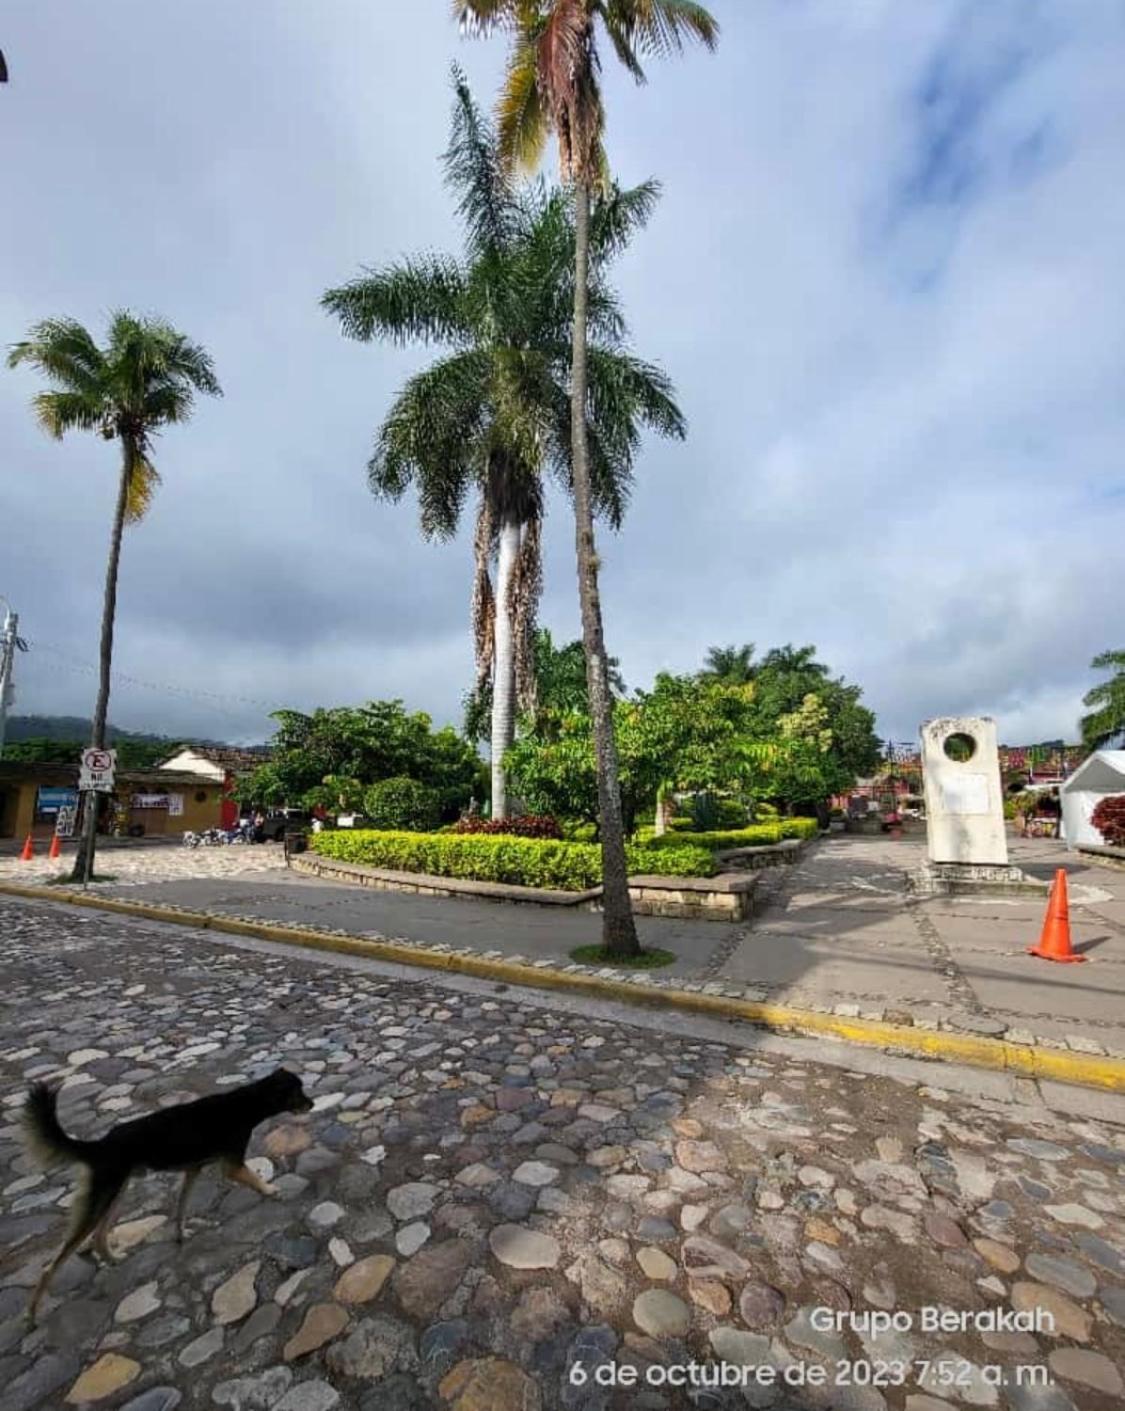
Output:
[{"xmin": 1, "ymin": 0, "xmax": 1121, "ymax": 751}]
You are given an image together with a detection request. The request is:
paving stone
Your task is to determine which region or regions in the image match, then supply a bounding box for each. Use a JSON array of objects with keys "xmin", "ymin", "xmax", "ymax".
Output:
[
  {"xmin": 632, "ymin": 1289, "xmax": 690, "ymax": 1337},
  {"xmin": 212, "ymin": 1366, "xmax": 294, "ymax": 1408},
  {"xmin": 393, "ymin": 1239, "xmax": 475, "ymax": 1318},
  {"xmin": 325, "ymin": 1314, "xmax": 418, "ymax": 1379},
  {"xmin": 274, "ymin": 1383, "xmax": 340, "ymax": 1411},
  {"xmin": 1047, "ymin": 1348, "xmax": 1122, "ymax": 1396},
  {"xmin": 65, "ymin": 1353, "xmax": 141, "ymax": 1404},
  {"xmin": 120, "ymin": 1390, "xmax": 183, "ymax": 1411},
  {"xmin": 439, "ymin": 1357, "xmax": 542, "ymax": 1411},
  {"xmin": 511, "ymin": 1285, "xmax": 572, "ymax": 1342},
  {"xmin": 284, "ymin": 1302, "xmax": 350, "ymax": 1361},
  {"xmin": 179, "ymin": 1326, "xmax": 224, "ymax": 1367},
  {"xmin": 512, "ymin": 1161, "xmax": 559, "ymax": 1187},
  {"xmin": 490, "ymin": 1223, "xmax": 561, "ymax": 1270},
  {"xmin": 115, "ymin": 1280, "xmax": 161, "ymax": 1323},
  {"xmin": 1010, "ymin": 1282, "xmax": 1091, "ymax": 1341},
  {"xmin": 396, "ymin": 1221, "xmax": 431, "ymax": 1256},
  {"xmin": 1024, "ymin": 1252, "xmax": 1097, "ymax": 1298},
  {"xmin": 212, "ymin": 1259, "xmax": 260, "ymax": 1324},
  {"xmin": 335, "ymin": 1253, "xmax": 395, "ymax": 1306}
]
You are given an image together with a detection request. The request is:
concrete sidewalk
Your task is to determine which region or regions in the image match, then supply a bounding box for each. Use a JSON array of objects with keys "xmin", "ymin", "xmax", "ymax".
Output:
[
  {"xmin": 721, "ymin": 835, "xmax": 1125, "ymax": 1053},
  {"xmin": 5, "ymin": 832, "xmax": 1124, "ymax": 1056}
]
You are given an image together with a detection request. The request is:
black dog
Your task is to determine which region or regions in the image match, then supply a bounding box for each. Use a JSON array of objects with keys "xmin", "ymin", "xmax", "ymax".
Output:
[{"xmin": 21, "ymin": 1067, "xmax": 313, "ymax": 1320}]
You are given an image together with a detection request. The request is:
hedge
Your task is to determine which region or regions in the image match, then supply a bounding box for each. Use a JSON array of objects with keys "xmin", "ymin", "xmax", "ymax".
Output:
[
  {"xmin": 642, "ymin": 818, "xmax": 818, "ymax": 852},
  {"xmin": 310, "ymin": 829, "xmax": 715, "ymax": 891}
]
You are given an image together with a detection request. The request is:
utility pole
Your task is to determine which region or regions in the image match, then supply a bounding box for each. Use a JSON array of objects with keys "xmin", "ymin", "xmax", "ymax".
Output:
[{"xmin": 0, "ymin": 599, "xmax": 29, "ymax": 761}]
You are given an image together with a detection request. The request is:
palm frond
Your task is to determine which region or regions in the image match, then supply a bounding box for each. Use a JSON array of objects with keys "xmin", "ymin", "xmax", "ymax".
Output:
[
  {"xmin": 446, "ymin": 67, "xmax": 516, "ymax": 258},
  {"xmin": 498, "ymin": 36, "xmax": 551, "ymax": 173},
  {"xmin": 323, "ymin": 257, "xmax": 471, "ymax": 346},
  {"xmin": 30, "ymin": 389, "xmax": 105, "ymax": 439},
  {"xmin": 368, "ymin": 351, "xmax": 491, "ymax": 538},
  {"xmin": 619, "ymin": 0, "xmax": 720, "ymax": 58},
  {"xmin": 7, "ymin": 318, "xmax": 107, "ymax": 395},
  {"xmin": 590, "ymin": 179, "xmax": 662, "ymax": 263},
  {"xmin": 123, "ymin": 443, "xmax": 161, "ymax": 525}
]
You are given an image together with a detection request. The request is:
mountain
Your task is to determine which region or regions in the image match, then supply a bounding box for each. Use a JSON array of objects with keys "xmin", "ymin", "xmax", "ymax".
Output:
[{"xmin": 4, "ymin": 716, "xmax": 193, "ymax": 745}]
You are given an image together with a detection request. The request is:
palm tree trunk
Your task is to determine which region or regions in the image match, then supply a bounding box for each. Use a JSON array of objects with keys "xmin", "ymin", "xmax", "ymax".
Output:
[
  {"xmin": 73, "ymin": 436, "xmax": 132, "ymax": 882},
  {"xmin": 570, "ymin": 179, "xmax": 639, "ymax": 957},
  {"xmin": 490, "ymin": 514, "xmax": 520, "ymax": 820}
]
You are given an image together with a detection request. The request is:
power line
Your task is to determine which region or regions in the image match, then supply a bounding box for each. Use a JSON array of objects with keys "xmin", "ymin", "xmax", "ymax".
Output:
[{"xmin": 24, "ymin": 640, "xmax": 279, "ymax": 711}]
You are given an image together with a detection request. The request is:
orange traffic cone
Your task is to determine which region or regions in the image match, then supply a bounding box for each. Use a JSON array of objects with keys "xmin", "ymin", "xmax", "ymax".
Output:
[
  {"xmin": 1028, "ymin": 869, "xmax": 1085, "ymax": 963},
  {"xmin": 48, "ymin": 834, "xmax": 62, "ymax": 860},
  {"xmin": 19, "ymin": 834, "xmax": 34, "ymax": 861}
]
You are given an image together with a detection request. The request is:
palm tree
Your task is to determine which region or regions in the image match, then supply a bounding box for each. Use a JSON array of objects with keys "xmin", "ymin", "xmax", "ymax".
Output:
[
  {"xmin": 457, "ymin": 0, "xmax": 718, "ymax": 956},
  {"xmin": 1081, "ymin": 649, "xmax": 1125, "ymax": 749},
  {"xmin": 323, "ymin": 75, "xmax": 683, "ymax": 819},
  {"xmin": 702, "ymin": 643, "xmax": 756, "ymax": 685},
  {"xmin": 8, "ymin": 313, "xmax": 221, "ymax": 880}
]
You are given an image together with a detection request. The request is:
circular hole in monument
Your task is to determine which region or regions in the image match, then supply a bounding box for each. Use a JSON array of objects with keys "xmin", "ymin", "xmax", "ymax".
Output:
[{"xmin": 943, "ymin": 732, "xmax": 977, "ymax": 763}]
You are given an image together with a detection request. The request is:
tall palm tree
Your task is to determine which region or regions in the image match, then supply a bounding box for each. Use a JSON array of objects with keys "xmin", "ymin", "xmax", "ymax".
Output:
[
  {"xmin": 8, "ymin": 313, "xmax": 221, "ymax": 880},
  {"xmin": 457, "ymin": 0, "xmax": 718, "ymax": 955},
  {"xmin": 1081, "ymin": 649, "xmax": 1125, "ymax": 749},
  {"xmin": 323, "ymin": 76, "xmax": 683, "ymax": 818},
  {"xmin": 702, "ymin": 643, "xmax": 756, "ymax": 685}
]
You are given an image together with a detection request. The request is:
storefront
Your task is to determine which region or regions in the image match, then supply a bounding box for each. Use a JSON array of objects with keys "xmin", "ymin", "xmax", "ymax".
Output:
[{"xmin": 0, "ymin": 762, "xmax": 224, "ymax": 842}]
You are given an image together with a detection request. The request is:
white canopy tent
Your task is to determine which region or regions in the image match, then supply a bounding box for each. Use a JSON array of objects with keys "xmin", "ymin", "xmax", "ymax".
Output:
[{"xmin": 1060, "ymin": 750, "xmax": 1125, "ymax": 849}]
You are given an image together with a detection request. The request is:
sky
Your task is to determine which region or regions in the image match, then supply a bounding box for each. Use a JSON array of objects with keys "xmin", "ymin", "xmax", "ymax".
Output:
[{"xmin": 1, "ymin": 0, "xmax": 1122, "ymax": 749}]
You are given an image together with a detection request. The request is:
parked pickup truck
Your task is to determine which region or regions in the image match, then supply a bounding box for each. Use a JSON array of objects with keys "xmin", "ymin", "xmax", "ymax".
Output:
[{"xmin": 260, "ymin": 808, "xmax": 311, "ymax": 842}]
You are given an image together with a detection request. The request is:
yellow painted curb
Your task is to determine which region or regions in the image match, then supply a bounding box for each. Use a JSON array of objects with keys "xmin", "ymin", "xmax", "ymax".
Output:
[{"xmin": 3, "ymin": 880, "xmax": 1124, "ymax": 1094}]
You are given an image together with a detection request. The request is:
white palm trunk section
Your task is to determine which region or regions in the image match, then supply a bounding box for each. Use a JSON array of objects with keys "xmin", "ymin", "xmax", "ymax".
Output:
[{"xmin": 490, "ymin": 515, "xmax": 520, "ymax": 820}]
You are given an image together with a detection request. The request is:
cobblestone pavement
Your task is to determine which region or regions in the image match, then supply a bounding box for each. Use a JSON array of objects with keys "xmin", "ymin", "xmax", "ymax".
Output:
[
  {"xmin": 0, "ymin": 839, "xmax": 288, "ymax": 886},
  {"xmin": 1, "ymin": 898, "xmax": 1123, "ymax": 1411}
]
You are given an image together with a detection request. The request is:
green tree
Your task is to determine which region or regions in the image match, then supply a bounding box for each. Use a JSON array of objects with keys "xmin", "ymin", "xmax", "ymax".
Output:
[
  {"xmin": 458, "ymin": 0, "xmax": 718, "ymax": 958},
  {"xmin": 748, "ymin": 644, "xmax": 880, "ymax": 785},
  {"xmin": 239, "ymin": 701, "xmax": 486, "ymax": 819},
  {"xmin": 701, "ymin": 643, "xmax": 756, "ymax": 685},
  {"xmin": 1080, "ymin": 649, "xmax": 1125, "ymax": 749},
  {"xmin": 506, "ymin": 674, "xmax": 769, "ymax": 837},
  {"xmin": 465, "ymin": 627, "xmax": 625, "ymax": 746},
  {"xmin": 7, "ymin": 313, "xmax": 220, "ymax": 880},
  {"xmin": 323, "ymin": 76, "xmax": 681, "ymax": 821}
]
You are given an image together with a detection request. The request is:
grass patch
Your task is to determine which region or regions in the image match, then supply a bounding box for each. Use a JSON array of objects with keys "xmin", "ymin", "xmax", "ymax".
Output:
[{"xmin": 569, "ymin": 944, "xmax": 677, "ymax": 970}]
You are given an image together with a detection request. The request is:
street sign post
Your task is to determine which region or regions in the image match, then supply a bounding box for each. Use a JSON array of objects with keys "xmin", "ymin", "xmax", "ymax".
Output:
[{"xmin": 78, "ymin": 747, "xmax": 116, "ymax": 793}]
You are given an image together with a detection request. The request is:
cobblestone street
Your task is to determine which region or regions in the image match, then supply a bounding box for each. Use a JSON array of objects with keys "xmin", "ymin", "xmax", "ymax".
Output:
[{"xmin": 1, "ymin": 897, "xmax": 1123, "ymax": 1410}]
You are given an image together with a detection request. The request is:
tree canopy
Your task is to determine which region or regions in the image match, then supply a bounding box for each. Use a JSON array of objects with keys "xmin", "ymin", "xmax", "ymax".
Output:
[
  {"xmin": 1080, "ymin": 649, "xmax": 1125, "ymax": 750},
  {"xmin": 237, "ymin": 701, "xmax": 485, "ymax": 818}
]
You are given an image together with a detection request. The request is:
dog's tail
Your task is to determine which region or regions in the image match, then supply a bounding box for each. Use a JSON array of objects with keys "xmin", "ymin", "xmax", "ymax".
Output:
[{"xmin": 22, "ymin": 1083, "xmax": 95, "ymax": 1169}]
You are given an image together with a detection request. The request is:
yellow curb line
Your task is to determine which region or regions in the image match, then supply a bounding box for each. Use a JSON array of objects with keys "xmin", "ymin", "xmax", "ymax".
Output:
[{"xmin": 3, "ymin": 880, "xmax": 1124, "ymax": 1094}]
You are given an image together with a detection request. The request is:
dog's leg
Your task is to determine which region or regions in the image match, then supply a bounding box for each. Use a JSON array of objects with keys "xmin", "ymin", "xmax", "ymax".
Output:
[
  {"xmin": 174, "ymin": 1167, "xmax": 202, "ymax": 1243},
  {"xmin": 27, "ymin": 1170, "xmax": 125, "ymax": 1323},
  {"xmin": 89, "ymin": 1180, "xmax": 129, "ymax": 1262},
  {"xmin": 221, "ymin": 1160, "xmax": 279, "ymax": 1198}
]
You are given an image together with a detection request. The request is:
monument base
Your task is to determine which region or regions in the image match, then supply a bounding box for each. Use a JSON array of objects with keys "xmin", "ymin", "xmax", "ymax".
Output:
[{"xmin": 908, "ymin": 861, "xmax": 1048, "ymax": 898}]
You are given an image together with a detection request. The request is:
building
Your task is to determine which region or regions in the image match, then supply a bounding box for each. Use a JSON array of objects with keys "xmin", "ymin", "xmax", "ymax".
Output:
[
  {"xmin": 156, "ymin": 746, "xmax": 271, "ymax": 829},
  {"xmin": 0, "ymin": 761, "xmax": 225, "ymax": 844}
]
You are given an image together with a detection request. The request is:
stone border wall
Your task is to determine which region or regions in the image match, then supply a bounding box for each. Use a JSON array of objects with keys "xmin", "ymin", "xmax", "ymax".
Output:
[{"xmin": 291, "ymin": 854, "xmax": 757, "ymax": 922}]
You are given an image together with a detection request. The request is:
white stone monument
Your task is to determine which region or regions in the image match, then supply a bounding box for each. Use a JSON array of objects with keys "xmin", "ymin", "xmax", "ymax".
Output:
[{"xmin": 915, "ymin": 716, "xmax": 1039, "ymax": 895}]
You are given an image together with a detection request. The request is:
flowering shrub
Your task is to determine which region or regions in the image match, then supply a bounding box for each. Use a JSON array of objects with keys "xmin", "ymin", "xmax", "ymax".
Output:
[
  {"xmin": 1091, "ymin": 795, "xmax": 1125, "ymax": 848},
  {"xmin": 451, "ymin": 814, "xmax": 562, "ymax": 840}
]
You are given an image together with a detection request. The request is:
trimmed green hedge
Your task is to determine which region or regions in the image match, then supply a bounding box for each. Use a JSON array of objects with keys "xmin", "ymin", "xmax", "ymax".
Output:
[
  {"xmin": 310, "ymin": 829, "xmax": 715, "ymax": 891},
  {"xmin": 642, "ymin": 818, "xmax": 818, "ymax": 851}
]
